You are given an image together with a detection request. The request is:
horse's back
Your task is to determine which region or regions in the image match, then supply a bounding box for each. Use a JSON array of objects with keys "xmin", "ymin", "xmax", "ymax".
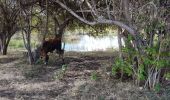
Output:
[{"xmin": 42, "ymin": 37, "xmax": 62, "ymax": 52}]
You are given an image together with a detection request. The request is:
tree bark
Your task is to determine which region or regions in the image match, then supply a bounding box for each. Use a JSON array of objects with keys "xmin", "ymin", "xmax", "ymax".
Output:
[
  {"xmin": 0, "ymin": 36, "xmax": 2, "ymax": 54},
  {"xmin": 27, "ymin": 38, "xmax": 34, "ymax": 64},
  {"xmin": 118, "ymin": 28, "xmax": 123, "ymax": 59},
  {"xmin": 118, "ymin": 28, "xmax": 124, "ymax": 80},
  {"xmin": 0, "ymin": 35, "xmax": 12, "ymax": 55},
  {"xmin": 2, "ymin": 43, "xmax": 8, "ymax": 55}
]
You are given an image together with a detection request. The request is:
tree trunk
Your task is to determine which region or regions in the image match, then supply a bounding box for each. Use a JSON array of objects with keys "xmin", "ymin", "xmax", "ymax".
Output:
[
  {"xmin": 20, "ymin": 5, "xmax": 35, "ymax": 65},
  {"xmin": 1, "ymin": 35, "xmax": 11, "ymax": 55},
  {"xmin": 27, "ymin": 42, "xmax": 34, "ymax": 64},
  {"xmin": 2, "ymin": 44, "xmax": 8, "ymax": 55},
  {"xmin": 22, "ymin": 31, "xmax": 34, "ymax": 64},
  {"xmin": 118, "ymin": 28, "xmax": 123, "ymax": 59},
  {"xmin": 118, "ymin": 28, "xmax": 124, "ymax": 81},
  {"xmin": 0, "ymin": 38, "xmax": 2, "ymax": 54}
]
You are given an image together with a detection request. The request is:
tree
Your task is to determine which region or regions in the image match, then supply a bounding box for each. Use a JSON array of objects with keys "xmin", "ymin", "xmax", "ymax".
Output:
[
  {"xmin": 0, "ymin": 0, "xmax": 19, "ymax": 55},
  {"xmin": 17, "ymin": 0, "xmax": 42, "ymax": 64},
  {"xmin": 53, "ymin": 0, "xmax": 170, "ymax": 89}
]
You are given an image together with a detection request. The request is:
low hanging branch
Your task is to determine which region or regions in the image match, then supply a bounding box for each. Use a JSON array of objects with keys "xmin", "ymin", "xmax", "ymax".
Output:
[{"xmin": 54, "ymin": 0, "xmax": 136, "ymax": 36}]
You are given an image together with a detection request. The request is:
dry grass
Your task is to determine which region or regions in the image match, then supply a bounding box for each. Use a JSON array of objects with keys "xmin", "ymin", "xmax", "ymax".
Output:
[{"xmin": 0, "ymin": 50, "xmax": 169, "ymax": 100}]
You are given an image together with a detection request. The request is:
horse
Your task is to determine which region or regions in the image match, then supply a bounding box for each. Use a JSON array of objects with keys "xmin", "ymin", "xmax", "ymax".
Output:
[{"xmin": 40, "ymin": 35, "xmax": 64, "ymax": 65}]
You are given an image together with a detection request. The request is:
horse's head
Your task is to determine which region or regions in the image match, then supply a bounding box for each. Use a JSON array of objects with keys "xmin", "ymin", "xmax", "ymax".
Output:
[
  {"xmin": 39, "ymin": 48, "xmax": 46, "ymax": 59},
  {"xmin": 39, "ymin": 48, "xmax": 49, "ymax": 65}
]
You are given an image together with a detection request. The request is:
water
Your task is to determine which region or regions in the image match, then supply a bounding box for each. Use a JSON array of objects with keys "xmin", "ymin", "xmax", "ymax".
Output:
[{"xmin": 63, "ymin": 35, "xmax": 120, "ymax": 52}]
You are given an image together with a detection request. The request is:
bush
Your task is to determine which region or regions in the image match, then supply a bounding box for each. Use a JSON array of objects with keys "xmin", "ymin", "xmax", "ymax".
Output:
[{"xmin": 112, "ymin": 20, "xmax": 170, "ymax": 89}]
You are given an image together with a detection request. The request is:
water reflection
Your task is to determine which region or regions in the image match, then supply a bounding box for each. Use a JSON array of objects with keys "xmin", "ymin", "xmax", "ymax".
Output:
[{"xmin": 63, "ymin": 35, "xmax": 120, "ymax": 52}]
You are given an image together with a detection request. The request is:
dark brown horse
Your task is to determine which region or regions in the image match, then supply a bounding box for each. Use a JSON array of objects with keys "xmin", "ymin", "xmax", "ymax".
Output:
[{"xmin": 40, "ymin": 35, "xmax": 64, "ymax": 65}]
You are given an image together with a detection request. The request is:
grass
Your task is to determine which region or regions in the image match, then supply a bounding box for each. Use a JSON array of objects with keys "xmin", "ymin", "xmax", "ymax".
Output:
[
  {"xmin": 9, "ymin": 39, "xmax": 24, "ymax": 48},
  {"xmin": 91, "ymin": 71, "xmax": 98, "ymax": 81},
  {"xmin": 9, "ymin": 39, "xmax": 37, "ymax": 49}
]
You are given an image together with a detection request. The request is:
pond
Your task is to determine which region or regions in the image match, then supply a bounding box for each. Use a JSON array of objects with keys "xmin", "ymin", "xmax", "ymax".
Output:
[{"xmin": 63, "ymin": 35, "xmax": 122, "ymax": 52}]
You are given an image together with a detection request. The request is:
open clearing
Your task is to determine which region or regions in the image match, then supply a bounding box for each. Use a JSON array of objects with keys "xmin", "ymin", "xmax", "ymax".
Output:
[{"xmin": 0, "ymin": 50, "xmax": 169, "ymax": 100}]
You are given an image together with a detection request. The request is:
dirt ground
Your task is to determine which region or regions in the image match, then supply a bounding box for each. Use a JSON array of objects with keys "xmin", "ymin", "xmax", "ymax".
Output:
[{"xmin": 0, "ymin": 50, "xmax": 169, "ymax": 100}]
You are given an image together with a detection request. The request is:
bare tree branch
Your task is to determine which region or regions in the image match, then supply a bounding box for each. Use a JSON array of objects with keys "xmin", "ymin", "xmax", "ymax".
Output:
[{"xmin": 54, "ymin": 0, "xmax": 136, "ymax": 36}]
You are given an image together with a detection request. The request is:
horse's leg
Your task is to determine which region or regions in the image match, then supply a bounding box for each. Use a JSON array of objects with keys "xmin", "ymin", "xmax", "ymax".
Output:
[
  {"xmin": 62, "ymin": 57, "xmax": 65, "ymax": 64},
  {"xmin": 56, "ymin": 49, "xmax": 64, "ymax": 64},
  {"xmin": 44, "ymin": 54, "xmax": 49, "ymax": 65},
  {"xmin": 60, "ymin": 53, "xmax": 64, "ymax": 64},
  {"xmin": 60, "ymin": 50, "xmax": 64, "ymax": 64},
  {"xmin": 56, "ymin": 50, "xmax": 60, "ymax": 58}
]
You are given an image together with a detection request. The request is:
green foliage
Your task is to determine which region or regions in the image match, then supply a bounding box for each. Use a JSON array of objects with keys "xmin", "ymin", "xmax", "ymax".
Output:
[
  {"xmin": 144, "ymin": 46, "xmax": 168, "ymax": 69},
  {"xmin": 164, "ymin": 73, "xmax": 170, "ymax": 80},
  {"xmin": 9, "ymin": 40, "xmax": 24, "ymax": 48},
  {"xmin": 9, "ymin": 39, "xmax": 37, "ymax": 49},
  {"xmin": 145, "ymin": 47, "xmax": 157, "ymax": 56},
  {"xmin": 62, "ymin": 64, "xmax": 67, "ymax": 72},
  {"xmin": 112, "ymin": 58, "xmax": 133, "ymax": 77},
  {"xmin": 35, "ymin": 59, "xmax": 43, "ymax": 64},
  {"xmin": 154, "ymin": 83, "xmax": 161, "ymax": 93},
  {"xmin": 54, "ymin": 64, "xmax": 68, "ymax": 80},
  {"xmin": 127, "ymin": 34, "xmax": 133, "ymax": 42},
  {"xmin": 113, "ymin": 22, "xmax": 168, "ymax": 89},
  {"xmin": 32, "ymin": 16, "xmax": 41, "ymax": 26},
  {"xmin": 91, "ymin": 71, "xmax": 98, "ymax": 81},
  {"xmin": 97, "ymin": 95, "xmax": 105, "ymax": 100},
  {"xmin": 112, "ymin": 34, "xmax": 136, "ymax": 78},
  {"xmin": 144, "ymin": 19, "xmax": 166, "ymax": 34},
  {"xmin": 137, "ymin": 65, "xmax": 146, "ymax": 80}
]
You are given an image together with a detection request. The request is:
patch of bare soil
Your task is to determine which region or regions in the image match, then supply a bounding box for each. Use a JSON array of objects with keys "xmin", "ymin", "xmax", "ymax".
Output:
[{"xmin": 0, "ymin": 51, "xmax": 169, "ymax": 100}]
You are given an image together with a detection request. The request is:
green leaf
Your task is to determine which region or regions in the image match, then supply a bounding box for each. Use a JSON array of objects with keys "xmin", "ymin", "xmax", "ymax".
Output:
[
  {"xmin": 156, "ymin": 60, "xmax": 167, "ymax": 69},
  {"xmin": 62, "ymin": 64, "xmax": 67, "ymax": 71},
  {"xmin": 111, "ymin": 66, "xmax": 117, "ymax": 75},
  {"xmin": 91, "ymin": 71, "xmax": 98, "ymax": 81},
  {"xmin": 164, "ymin": 73, "xmax": 170, "ymax": 79},
  {"xmin": 143, "ymin": 57, "xmax": 152, "ymax": 65},
  {"xmin": 154, "ymin": 83, "xmax": 161, "ymax": 92}
]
